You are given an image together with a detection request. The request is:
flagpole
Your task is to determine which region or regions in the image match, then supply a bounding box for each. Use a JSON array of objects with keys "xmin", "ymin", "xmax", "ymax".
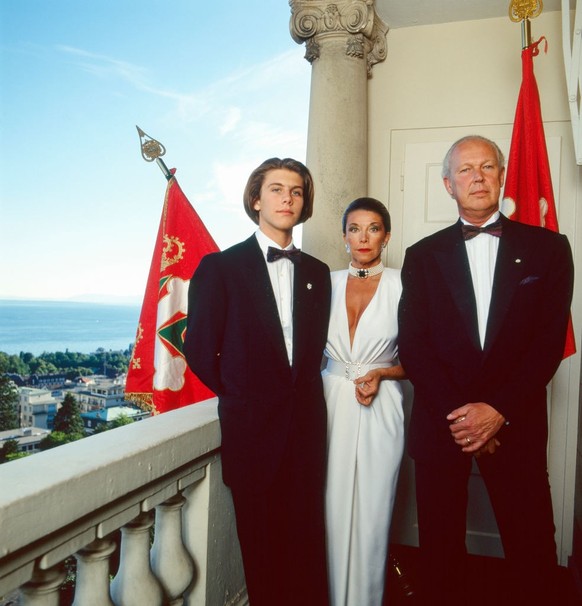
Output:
[
  {"xmin": 136, "ymin": 126, "xmax": 173, "ymax": 181},
  {"xmin": 522, "ymin": 18, "xmax": 532, "ymax": 49},
  {"xmin": 508, "ymin": 0, "xmax": 543, "ymax": 49}
]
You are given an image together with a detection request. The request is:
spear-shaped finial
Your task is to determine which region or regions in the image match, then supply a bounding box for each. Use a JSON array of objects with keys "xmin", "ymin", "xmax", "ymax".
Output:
[
  {"xmin": 136, "ymin": 126, "xmax": 173, "ymax": 181},
  {"xmin": 509, "ymin": 0, "xmax": 544, "ymax": 49}
]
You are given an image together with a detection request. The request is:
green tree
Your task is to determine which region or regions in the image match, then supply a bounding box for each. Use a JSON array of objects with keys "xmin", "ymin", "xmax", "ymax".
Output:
[
  {"xmin": 6, "ymin": 450, "xmax": 30, "ymax": 461},
  {"xmin": 0, "ymin": 375, "xmax": 19, "ymax": 431},
  {"xmin": 53, "ymin": 393, "xmax": 85, "ymax": 436},
  {"xmin": 0, "ymin": 352, "xmax": 28, "ymax": 374},
  {"xmin": 20, "ymin": 352, "xmax": 34, "ymax": 366},
  {"xmin": 39, "ymin": 430, "xmax": 83, "ymax": 451},
  {"xmin": 0, "ymin": 349, "xmax": 131, "ymax": 377},
  {"xmin": 29, "ymin": 358, "xmax": 58, "ymax": 374},
  {"xmin": 93, "ymin": 413, "xmax": 134, "ymax": 434},
  {"xmin": 0, "ymin": 438, "xmax": 20, "ymax": 463}
]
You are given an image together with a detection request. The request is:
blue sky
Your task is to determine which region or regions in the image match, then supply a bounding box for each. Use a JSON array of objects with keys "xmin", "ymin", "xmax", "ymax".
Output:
[{"xmin": 0, "ymin": 0, "xmax": 311, "ymax": 302}]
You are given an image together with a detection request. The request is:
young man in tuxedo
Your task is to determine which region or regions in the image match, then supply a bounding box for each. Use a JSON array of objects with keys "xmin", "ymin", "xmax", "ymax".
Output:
[
  {"xmin": 398, "ymin": 135, "xmax": 574, "ymax": 605},
  {"xmin": 184, "ymin": 157, "xmax": 331, "ymax": 605}
]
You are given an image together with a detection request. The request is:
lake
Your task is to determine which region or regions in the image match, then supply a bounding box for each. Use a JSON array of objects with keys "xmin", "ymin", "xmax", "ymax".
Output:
[{"xmin": 0, "ymin": 300, "xmax": 141, "ymax": 355}]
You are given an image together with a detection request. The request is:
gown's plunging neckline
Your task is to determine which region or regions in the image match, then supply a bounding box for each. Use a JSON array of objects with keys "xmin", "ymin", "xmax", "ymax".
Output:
[{"xmin": 345, "ymin": 271, "xmax": 384, "ymax": 352}]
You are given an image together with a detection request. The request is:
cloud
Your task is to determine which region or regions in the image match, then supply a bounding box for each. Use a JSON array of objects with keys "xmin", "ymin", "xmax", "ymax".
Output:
[
  {"xmin": 190, "ymin": 50, "xmax": 310, "ymax": 157},
  {"xmin": 57, "ymin": 45, "xmax": 149, "ymax": 85},
  {"xmin": 55, "ymin": 44, "xmax": 309, "ymax": 139},
  {"xmin": 56, "ymin": 44, "xmax": 211, "ymax": 116},
  {"xmin": 219, "ymin": 107, "xmax": 242, "ymax": 135},
  {"xmin": 212, "ymin": 160, "xmax": 256, "ymax": 208}
]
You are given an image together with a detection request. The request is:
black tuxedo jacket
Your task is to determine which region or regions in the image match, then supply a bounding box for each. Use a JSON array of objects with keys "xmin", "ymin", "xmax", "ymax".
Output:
[
  {"xmin": 398, "ymin": 215, "xmax": 574, "ymax": 463},
  {"xmin": 184, "ymin": 235, "xmax": 331, "ymax": 491}
]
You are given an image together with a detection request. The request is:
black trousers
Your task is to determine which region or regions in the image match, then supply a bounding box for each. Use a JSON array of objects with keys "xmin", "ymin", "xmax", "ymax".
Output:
[
  {"xmin": 230, "ymin": 448, "xmax": 329, "ymax": 606},
  {"xmin": 414, "ymin": 442, "xmax": 559, "ymax": 606}
]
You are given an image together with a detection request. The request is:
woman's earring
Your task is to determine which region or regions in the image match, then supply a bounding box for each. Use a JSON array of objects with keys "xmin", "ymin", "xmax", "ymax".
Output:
[{"xmin": 345, "ymin": 244, "xmax": 350, "ymax": 253}]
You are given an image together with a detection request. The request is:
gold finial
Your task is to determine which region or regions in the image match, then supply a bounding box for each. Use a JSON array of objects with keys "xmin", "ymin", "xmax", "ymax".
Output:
[
  {"xmin": 509, "ymin": 0, "xmax": 543, "ymax": 49},
  {"xmin": 136, "ymin": 126, "xmax": 172, "ymax": 181},
  {"xmin": 509, "ymin": 0, "xmax": 543, "ymax": 23},
  {"xmin": 136, "ymin": 126, "xmax": 167, "ymax": 162}
]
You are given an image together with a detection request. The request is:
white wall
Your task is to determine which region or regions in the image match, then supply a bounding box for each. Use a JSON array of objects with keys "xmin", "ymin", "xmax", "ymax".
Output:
[{"xmin": 369, "ymin": 13, "xmax": 572, "ymax": 183}]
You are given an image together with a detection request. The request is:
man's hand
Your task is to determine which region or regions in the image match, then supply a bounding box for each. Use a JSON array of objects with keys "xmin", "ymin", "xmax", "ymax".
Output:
[
  {"xmin": 475, "ymin": 437, "xmax": 501, "ymax": 457},
  {"xmin": 447, "ymin": 403, "xmax": 505, "ymax": 454}
]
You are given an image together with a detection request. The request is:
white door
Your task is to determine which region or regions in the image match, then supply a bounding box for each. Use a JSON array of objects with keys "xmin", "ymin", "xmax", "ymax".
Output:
[{"xmin": 387, "ymin": 125, "xmax": 579, "ymax": 563}]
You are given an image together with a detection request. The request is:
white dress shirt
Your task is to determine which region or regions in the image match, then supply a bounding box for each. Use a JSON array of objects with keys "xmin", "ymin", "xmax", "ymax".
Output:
[
  {"xmin": 255, "ymin": 230, "xmax": 295, "ymax": 364},
  {"xmin": 462, "ymin": 211, "xmax": 501, "ymax": 348}
]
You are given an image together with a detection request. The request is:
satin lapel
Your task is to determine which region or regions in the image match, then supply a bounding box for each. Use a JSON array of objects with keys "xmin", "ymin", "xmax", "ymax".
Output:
[
  {"xmin": 291, "ymin": 259, "xmax": 306, "ymax": 378},
  {"xmin": 241, "ymin": 238, "xmax": 289, "ymax": 363},
  {"xmin": 291, "ymin": 256, "xmax": 315, "ymax": 378},
  {"xmin": 434, "ymin": 226, "xmax": 481, "ymax": 350},
  {"xmin": 483, "ymin": 220, "xmax": 525, "ymax": 353}
]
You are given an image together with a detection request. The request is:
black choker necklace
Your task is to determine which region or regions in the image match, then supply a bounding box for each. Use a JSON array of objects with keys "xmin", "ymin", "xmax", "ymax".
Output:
[{"xmin": 348, "ymin": 261, "xmax": 384, "ymax": 279}]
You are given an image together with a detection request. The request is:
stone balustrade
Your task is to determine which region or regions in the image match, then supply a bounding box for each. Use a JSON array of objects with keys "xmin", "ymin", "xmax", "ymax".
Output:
[{"xmin": 0, "ymin": 399, "xmax": 247, "ymax": 606}]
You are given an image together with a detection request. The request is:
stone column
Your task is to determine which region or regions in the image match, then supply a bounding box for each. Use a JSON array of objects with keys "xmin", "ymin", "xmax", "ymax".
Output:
[{"xmin": 290, "ymin": 0, "xmax": 388, "ymax": 270}]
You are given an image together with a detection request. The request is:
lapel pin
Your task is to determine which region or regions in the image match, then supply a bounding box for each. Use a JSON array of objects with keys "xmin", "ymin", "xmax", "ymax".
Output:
[{"xmin": 307, "ymin": 283, "xmax": 312, "ymax": 290}]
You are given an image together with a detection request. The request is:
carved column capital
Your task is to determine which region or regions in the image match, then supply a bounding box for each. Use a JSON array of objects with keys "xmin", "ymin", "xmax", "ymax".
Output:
[{"xmin": 289, "ymin": 0, "xmax": 388, "ymax": 75}]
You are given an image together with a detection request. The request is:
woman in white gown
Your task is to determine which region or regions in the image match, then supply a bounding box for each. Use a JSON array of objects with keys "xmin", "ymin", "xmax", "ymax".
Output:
[{"xmin": 323, "ymin": 197, "xmax": 405, "ymax": 606}]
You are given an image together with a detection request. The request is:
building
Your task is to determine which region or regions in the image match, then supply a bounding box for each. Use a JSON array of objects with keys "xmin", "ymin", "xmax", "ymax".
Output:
[
  {"xmin": 18, "ymin": 387, "xmax": 59, "ymax": 430},
  {"xmin": 5, "ymin": 373, "xmax": 25, "ymax": 387},
  {"xmin": 0, "ymin": 426, "xmax": 50, "ymax": 456},
  {"xmin": 81, "ymin": 405, "xmax": 151, "ymax": 434},
  {"xmin": 69, "ymin": 375, "xmax": 126, "ymax": 412},
  {"xmin": 28, "ymin": 373, "xmax": 68, "ymax": 390}
]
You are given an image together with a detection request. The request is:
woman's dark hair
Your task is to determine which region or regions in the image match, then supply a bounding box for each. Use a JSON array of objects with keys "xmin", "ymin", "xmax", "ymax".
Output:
[
  {"xmin": 342, "ymin": 197, "xmax": 391, "ymax": 234},
  {"xmin": 243, "ymin": 157, "xmax": 315, "ymax": 225}
]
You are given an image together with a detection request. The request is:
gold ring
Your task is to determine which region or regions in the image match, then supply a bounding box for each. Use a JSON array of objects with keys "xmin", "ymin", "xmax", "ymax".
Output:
[{"xmin": 466, "ymin": 437, "xmax": 471, "ymax": 444}]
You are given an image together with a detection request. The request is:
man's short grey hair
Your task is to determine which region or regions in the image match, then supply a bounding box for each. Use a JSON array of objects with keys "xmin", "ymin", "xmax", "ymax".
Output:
[{"xmin": 441, "ymin": 135, "xmax": 506, "ymax": 179}]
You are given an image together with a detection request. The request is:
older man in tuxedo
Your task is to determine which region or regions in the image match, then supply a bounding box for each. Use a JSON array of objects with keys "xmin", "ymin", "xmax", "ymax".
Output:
[
  {"xmin": 184, "ymin": 157, "xmax": 330, "ymax": 605},
  {"xmin": 398, "ymin": 135, "xmax": 574, "ymax": 605}
]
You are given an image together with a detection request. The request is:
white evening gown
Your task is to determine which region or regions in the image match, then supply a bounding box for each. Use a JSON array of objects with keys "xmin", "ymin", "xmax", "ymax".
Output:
[{"xmin": 322, "ymin": 268, "xmax": 405, "ymax": 606}]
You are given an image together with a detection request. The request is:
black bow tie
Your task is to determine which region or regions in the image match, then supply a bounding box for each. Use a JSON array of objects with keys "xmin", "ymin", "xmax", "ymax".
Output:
[
  {"xmin": 266, "ymin": 246, "xmax": 302, "ymax": 264},
  {"xmin": 461, "ymin": 219, "xmax": 503, "ymax": 241}
]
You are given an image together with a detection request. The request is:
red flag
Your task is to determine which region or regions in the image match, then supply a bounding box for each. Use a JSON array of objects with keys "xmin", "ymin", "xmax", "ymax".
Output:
[
  {"xmin": 502, "ymin": 37, "xmax": 576, "ymax": 358},
  {"xmin": 125, "ymin": 171, "xmax": 219, "ymax": 413}
]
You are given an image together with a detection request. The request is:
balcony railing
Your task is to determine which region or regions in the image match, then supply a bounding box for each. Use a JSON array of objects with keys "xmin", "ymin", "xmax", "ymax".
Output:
[{"xmin": 0, "ymin": 399, "xmax": 248, "ymax": 605}]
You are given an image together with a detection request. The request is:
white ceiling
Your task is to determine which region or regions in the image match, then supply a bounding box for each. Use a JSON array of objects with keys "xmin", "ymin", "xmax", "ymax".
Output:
[{"xmin": 375, "ymin": 0, "xmax": 569, "ymax": 29}]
